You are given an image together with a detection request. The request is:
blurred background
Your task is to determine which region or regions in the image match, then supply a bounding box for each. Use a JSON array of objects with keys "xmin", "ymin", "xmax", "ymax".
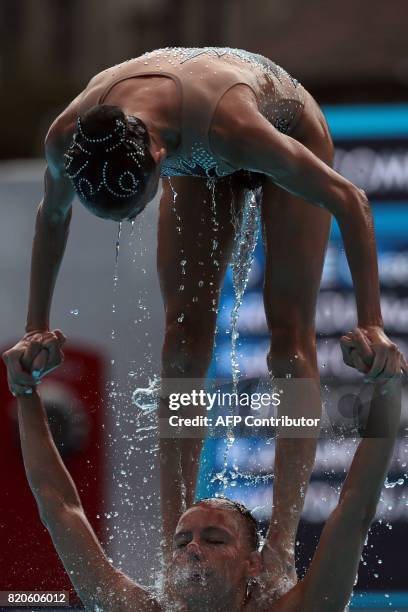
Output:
[
  {"xmin": 2, "ymin": 0, "xmax": 408, "ymax": 159},
  {"xmin": 1, "ymin": 1, "xmax": 408, "ymax": 609}
]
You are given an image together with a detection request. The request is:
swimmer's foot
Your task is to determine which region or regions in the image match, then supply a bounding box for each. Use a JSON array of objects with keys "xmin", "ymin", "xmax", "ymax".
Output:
[{"xmin": 258, "ymin": 539, "xmax": 297, "ymax": 603}]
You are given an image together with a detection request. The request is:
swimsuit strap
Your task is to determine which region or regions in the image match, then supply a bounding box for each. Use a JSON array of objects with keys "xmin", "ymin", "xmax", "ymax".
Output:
[
  {"xmin": 179, "ymin": 70, "xmax": 256, "ymax": 155},
  {"xmin": 98, "ymin": 69, "xmax": 182, "ymax": 106},
  {"xmin": 93, "ymin": 57, "xmax": 259, "ymax": 168}
]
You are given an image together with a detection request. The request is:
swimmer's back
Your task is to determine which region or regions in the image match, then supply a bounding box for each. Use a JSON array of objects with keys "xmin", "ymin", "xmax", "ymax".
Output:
[
  {"xmin": 74, "ymin": 47, "xmax": 306, "ymax": 179},
  {"xmin": 79, "ymin": 47, "xmax": 305, "ymax": 135}
]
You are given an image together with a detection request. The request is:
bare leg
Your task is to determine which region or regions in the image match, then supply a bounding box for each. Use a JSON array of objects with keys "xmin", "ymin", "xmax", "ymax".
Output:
[
  {"xmin": 157, "ymin": 176, "xmax": 244, "ymax": 560},
  {"xmin": 260, "ymin": 104, "xmax": 335, "ymax": 594}
]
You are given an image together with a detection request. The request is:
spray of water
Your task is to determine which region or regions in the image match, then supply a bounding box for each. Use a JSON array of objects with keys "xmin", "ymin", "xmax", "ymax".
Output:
[
  {"xmin": 111, "ymin": 221, "xmax": 122, "ymax": 331},
  {"xmin": 230, "ymin": 188, "xmax": 261, "ymax": 387},
  {"xmin": 216, "ymin": 187, "xmax": 261, "ymax": 493}
]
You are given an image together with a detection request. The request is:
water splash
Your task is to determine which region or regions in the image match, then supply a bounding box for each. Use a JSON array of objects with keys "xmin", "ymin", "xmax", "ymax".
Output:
[
  {"xmin": 211, "ymin": 468, "xmax": 273, "ymax": 487},
  {"xmin": 104, "ymin": 375, "xmax": 162, "ymax": 571},
  {"xmin": 111, "ymin": 222, "xmax": 122, "ymax": 334},
  {"xmin": 169, "ymin": 177, "xmax": 183, "ymax": 240},
  {"xmin": 384, "ymin": 477, "xmax": 405, "ymax": 489},
  {"xmin": 230, "ymin": 188, "xmax": 260, "ymax": 387},
  {"xmin": 115, "ymin": 221, "xmax": 122, "ymax": 280},
  {"xmin": 132, "ymin": 375, "xmax": 161, "ymax": 418},
  {"xmin": 220, "ymin": 187, "xmax": 261, "ymax": 492},
  {"xmin": 207, "ymin": 178, "xmax": 220, "ymax": 276}
]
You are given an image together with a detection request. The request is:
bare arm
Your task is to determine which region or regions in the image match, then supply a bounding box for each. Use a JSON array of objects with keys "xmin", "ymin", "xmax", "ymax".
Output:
[
  {"xmin": 27, "ymin": 100, "xmax": 86, "ymax": 333},
  {"xmin": 222, "ymin": 115, "xmax": 382, "ymax": 330},
  {"xmin": 292, "ymin": 375, "xmax": 401, "ymax": 612},
  {"xmin": 16, "ymin": 388, "xmax": 159, "ymax": 612},
  {"xmin": 26, "ymin": 165, "xmax": 74, "ymax": 333},
  {"xmin": 4, "ymin": 121, "xmax": 76, "ymax": 395}
]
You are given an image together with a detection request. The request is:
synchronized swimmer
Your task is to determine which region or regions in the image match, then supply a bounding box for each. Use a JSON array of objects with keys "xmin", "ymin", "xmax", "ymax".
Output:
[
  {"xmin": 3, "ymin": 46, "xmax": 406, "ymax": 609},
  {"xmin": 3, "ymin": 329, "xmax": 402, "ymax": 611}
]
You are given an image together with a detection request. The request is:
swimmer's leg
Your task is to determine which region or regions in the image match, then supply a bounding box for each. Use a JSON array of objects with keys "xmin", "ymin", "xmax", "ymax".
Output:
[
  {"xmin": 260, "ymin": 128, "xmax": 334, "ymax": 595},
  {"xmin": 157, "ymin": 176, "xmax": 244, "ymax": 560}
]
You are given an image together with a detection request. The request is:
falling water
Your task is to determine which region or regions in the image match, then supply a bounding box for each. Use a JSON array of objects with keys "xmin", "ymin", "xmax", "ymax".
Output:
[
  {"xmin": 218, "ymin": 187, "xmax": 261, "ymax": 492},
  {"xmin": 230, "ymin": 188, "xmax": 261, "ymax": 387},
  {"xmin": 111, "ymin": 222, "xmax": 122, "ymax": 331},
  {"xmin": 207, "ymin": 177, "xmax": 220, "ymax": 277},
  {"xmin": 168, "ymin": 177, "xmax": 178, "ymax": 211},
  {"xmin": 115, "ymin": 221, "xmax": 122, "ymax": 274},
  {"xmin": 132, "ymin": 375, "xmax": 161, "ymax": 421}
]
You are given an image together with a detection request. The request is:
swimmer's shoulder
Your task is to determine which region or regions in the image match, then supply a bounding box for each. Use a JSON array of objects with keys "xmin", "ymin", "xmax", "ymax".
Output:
[
  {"xmin": 41, "ymin": 101, "xmax": 78, "ymax": 219},
  {"xmin": 245, "ymin": 581, "xmax": 307, "ymax": 612},
  {"xmin": 104, "ymin": 576, "xmax": 163, "ymax": 612},
  {"xmin": 43, "ymin": 57, "xmax": 145, "ymax": 178},
  {"xmin": 43, "ymin": 59, "xmax": 134, "ymax": 174},
  {"xmin": 45, "ymin": 99, "xmax": 79, "ymax": 178},
  {"xmin": 76, "ymin": 56, "xmax": 156, "ymax": 113}
]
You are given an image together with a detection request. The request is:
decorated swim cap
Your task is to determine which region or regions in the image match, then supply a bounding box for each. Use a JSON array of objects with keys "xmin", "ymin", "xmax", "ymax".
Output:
[{"xmin": 64, "ymin": 105, "xmax": 153, "ymax": 205}]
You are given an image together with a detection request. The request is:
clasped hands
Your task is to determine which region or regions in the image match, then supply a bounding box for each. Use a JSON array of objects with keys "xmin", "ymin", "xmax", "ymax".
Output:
[
  {"xmin": 2, "ymin": 329, "xmax": 66, "ymax": 396},
  {"xmin": 2, "ymin": 325, "xmax": 405, "ymax": 397},
  {"xmin": 340, "ymin": 325, "xmax": 406, "ymax": 379}
]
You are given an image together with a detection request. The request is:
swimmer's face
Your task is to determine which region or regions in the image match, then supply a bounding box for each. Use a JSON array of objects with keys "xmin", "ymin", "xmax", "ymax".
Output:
[{"xmin": 170, "ymin": 504, "xmax": 261, "ymax": 608}]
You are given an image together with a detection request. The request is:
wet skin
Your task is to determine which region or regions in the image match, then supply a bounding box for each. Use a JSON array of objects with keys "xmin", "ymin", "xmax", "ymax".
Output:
[
  {"xmin": 8, "ymin": 328, "xmax": 401, "ymax": 612},
  {"xmin": 167, "ymin": 505, "xmax": 262, "ymax": 611},
  {"xmin": 4, "ymin": 50, "xmax": 403, "ymax": 610}
]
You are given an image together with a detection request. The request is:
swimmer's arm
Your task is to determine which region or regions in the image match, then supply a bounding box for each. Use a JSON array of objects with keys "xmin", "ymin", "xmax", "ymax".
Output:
[
  {"xmin": 222, "ymin": 116, "xmax": 383, "ymax": 328},
  {"xmin": 26, "ymin": 127, "xmax": 75, "ymax": 334},
  {"xmin": 17, "ymin": 390, "xmax": 160, "ymax": 612},
  {"xmin": 26, "ymin": 174, "xmax": 72, "ymax": 334},
  {"xmin": 288, "ymin": 379, "xmax": 401, "ymax": 612}
]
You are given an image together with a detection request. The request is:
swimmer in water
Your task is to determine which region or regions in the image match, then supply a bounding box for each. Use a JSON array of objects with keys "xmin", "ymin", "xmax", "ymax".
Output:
[
  {"xmin": 4, "ymin": 47, "xmax": 406, "ymax": 587},
  {"xmin": 4, "ymin": 330, "xmax": 402, "ymax": 611}
]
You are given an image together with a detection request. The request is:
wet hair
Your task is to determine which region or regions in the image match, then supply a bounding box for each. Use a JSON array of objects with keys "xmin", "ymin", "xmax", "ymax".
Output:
[
  {"xmin": 192, "ymin": 497, "xmax": 260, "ymax": 551},
  {"xmin": 64, "ymin": 105, "xmax": 156, "ymax": 217}
]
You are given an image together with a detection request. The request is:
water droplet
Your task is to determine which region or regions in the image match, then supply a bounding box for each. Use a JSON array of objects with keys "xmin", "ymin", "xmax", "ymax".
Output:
[
  {"xmin": 115, "ymin": 221, "xmax": 122, "ymax": 266},
  {"xmin": 70, "ymin": 308, "xmax": 79, "ymax": 316},
  {"xmin": 384, "ymin": 478, "xmax": 404, "ymax": 488},
  {"xmin": 178, "ymin": 313, "xmax": 185, "ymax": 323}
]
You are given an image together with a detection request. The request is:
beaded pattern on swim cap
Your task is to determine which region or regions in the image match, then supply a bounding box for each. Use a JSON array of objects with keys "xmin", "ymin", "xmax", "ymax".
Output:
[{"xmin": 64, "ymin": 116, "xmax": 146, "ymax": 203}]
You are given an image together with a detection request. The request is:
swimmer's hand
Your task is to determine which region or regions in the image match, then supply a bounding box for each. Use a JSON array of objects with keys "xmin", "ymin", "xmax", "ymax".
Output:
[
  {"xmin": 2, "ymin": 329, "xmax": 66, "ymax": 396},
  {"xmin": 340, "ymin": 327, "xmax": 406, "ymax": 379}
]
